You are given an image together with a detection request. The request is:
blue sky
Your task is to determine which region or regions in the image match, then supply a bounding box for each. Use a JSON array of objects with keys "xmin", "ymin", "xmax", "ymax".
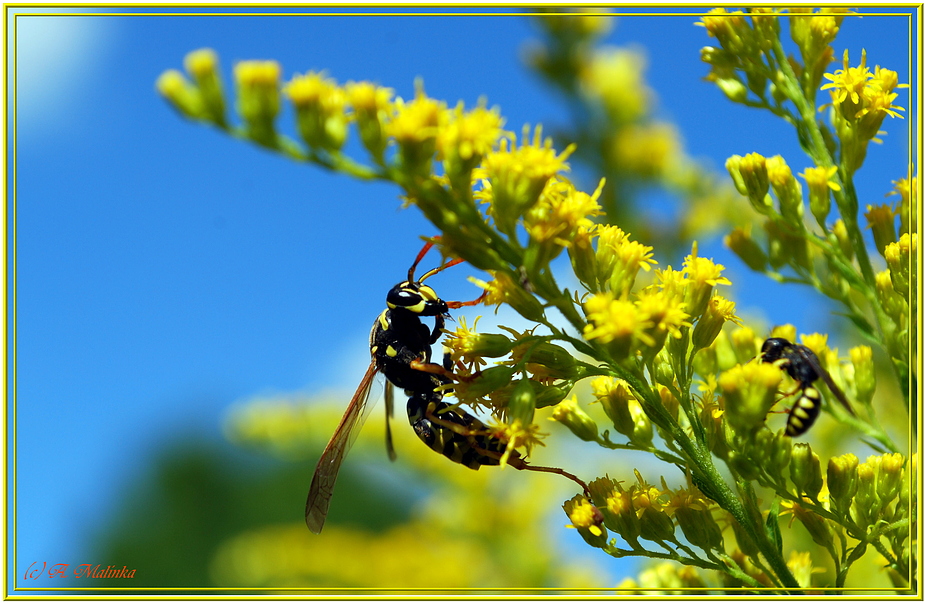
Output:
[{"xmin": 6, "ymin": 5, "xmax": 915, "ymax": 591}]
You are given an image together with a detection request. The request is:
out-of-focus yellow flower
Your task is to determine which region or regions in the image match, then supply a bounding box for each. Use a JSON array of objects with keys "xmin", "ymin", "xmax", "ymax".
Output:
[
  {"xmin": 580, "ymin": 47, "xmax": 653, "ymax": 124},
  {"xmin": 438, "ymin": 101, "xmax": 506, "ymax": 180},
  {"xmin": 345, "ymin": 81, "xmax": 394, "ymax": 159},
  {"xmin": 285, "ymin": 71, "xmax": 349, "ymax": 151},
  {"xmin": 610, "ymin": 122, "xmax": 680, "ymax": 178},
  {"xmin": 210, "ymin": 522, "xmax": 491, "ymax": 587},
  {"xmin": 234, "ymin": 60, "xmax": 282, "ymax": 139},
  {"xmin": 718, "ymin": 362, "xmax": 781, "ymax": 435},
  {"xmin": 800, "ymin": 165, "xmax": 840, "ymax": 224},
  {"xmin": 385, "ymin": 86, "xmax": 447, "ymax": 173}
]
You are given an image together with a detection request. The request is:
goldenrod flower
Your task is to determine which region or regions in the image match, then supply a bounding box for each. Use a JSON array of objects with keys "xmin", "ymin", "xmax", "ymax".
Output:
[
  {"xmin": 481, "ymin": 124, "xmax": 574, "ymax": 237},
  {"xmin": 524, "ymin": 178, "xmax": 603, "ymax": 262},
  {"xmin": 563, "ymin": 495, "xmax": 608, "ymax": 547},
  {"xmin": 682, "ymin": 249, "xmax": 731, "ymax": 319},
  {"xmin": 635, "ymin": 289, "xmax": 691, "ymax": 356},
  {"xmin": 888, "ymin": 176, "xmax": 916, "ymax": 236},
  {"xmin": 884, "ymin": 232, "xmax": 915, "ymax": 294},
  {"xmin": 787, "ymin": 550, "xmax": 826, "ymax": 589},
  {"xmin": 591, "ymin": 376, "xmax": 637, "ymax": 438},
  {"xmin": 725, "ymin": 226, "xmax": 768, "ymax": 271},
  {"xmin": 692, "ymin": 295, "xmax": 739, "ymax": 350},
  {"xmin": 442, "ymin": 316, "xmax": 514, "ymax": 369},
  {"xmin": 596, "ymin": 225, "xmax": 657, "ymax": 295},
  {"xmin": 469, "ymin": 271, "xmax": 546, "ymax": 322},
  {"xmin": 766, "ymin": 155, "xmax": 803, "ymax": 224},
  {"xmin": 490, "ymin": 417, "xmax": 547, "ymax": 467},
  {"xmin": 827, "ymin": 453, "xmax": 859, "ymax": 513},
  {"xmin": 864, "ymin": 203, "xmax": 898, "ymax": 255},
  {"xmin": 799, "ymin": 165, "xmax": 840, "ymax": 224},
  {"xmin": 665, "ymin": 486, "xmax": 724, "ymax": 552},
  {"xmin": 630, "ymin": 472, "xmax": 675, "ymax": 542},
  {"xmin": 727, "ymin": 153, "xmax": 772, "ymax": 214},
  {"xmin": 583, "ymin": 292, "xmax": 653, "ymax": 360},
  {"xmin": 699, "ymin": 8, "xmax": 751, "ymax": 56}
]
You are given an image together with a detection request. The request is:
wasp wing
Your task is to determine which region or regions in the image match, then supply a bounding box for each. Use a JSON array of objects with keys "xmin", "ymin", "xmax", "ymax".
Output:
[
  {"xmin": 795, "ymin": 346, "xmax": 855, "ymax": 416},
  {"xmin": 305, "ymin": 361, "xmax": 379, "ymax": 534},
  {"xmin": 384, "ymin": 380, "xmax": 398, "ymax": 462}
]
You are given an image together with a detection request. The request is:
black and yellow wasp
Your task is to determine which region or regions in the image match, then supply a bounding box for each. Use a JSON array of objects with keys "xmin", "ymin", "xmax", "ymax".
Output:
[
  {"xmin": 759, "ymin": 337, "xmax": 855, "ymax": 437},
  {"xmin": 306, "ymin": 241, "xmax": 587, "ymax": 533}
]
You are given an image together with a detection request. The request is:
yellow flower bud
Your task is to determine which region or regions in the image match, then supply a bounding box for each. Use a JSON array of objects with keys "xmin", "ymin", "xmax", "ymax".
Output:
[
  {"xmin": 550, "ymin": 396, "xmax": 599, "ymax": 442},
  {"xmin": 790, "ymin": 443, "xmax": 823, "ymax": 499},
  {"xmin": 725, "ymin": 227, "xmax": 768, "ymax": 271},
  {"xmin": 849, "ymin": 346, "xmax": 875, "ymax": 405},
  {"xmin": 156, "ymin": 70, "xmax": 204, "ymax": 120},
  {"xmin": 827, "ymin": 453, "xmax": 859, "ymax": 513},
  {"xmin": 719, "ymin": 363, "xmax": 781, "ymax": 435},
  {"xmin": 727, "ymin": 153, "xmax": 772, "ymax": 214},
  {"xmin": 184, "ymin": 48, "xmax": 226, "ymax": 125}
]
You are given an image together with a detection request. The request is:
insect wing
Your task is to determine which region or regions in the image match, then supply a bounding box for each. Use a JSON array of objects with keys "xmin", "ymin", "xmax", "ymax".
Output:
[
  {"xmin": 384, "ymin": 381, "xmax": 398, "ymax": 461},
  {"xmin": 795, "ymin": 346, "xmax": 855, "ymax": 416},
  {"xmin": 305, "ymin": 361, "xmax": 380, "ymax": 533}
]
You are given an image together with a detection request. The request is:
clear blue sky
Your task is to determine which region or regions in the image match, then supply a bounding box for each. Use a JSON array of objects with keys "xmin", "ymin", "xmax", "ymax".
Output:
[{"xmin": 7, "ymin": 5, "xmax": 913, "ymax": 590}]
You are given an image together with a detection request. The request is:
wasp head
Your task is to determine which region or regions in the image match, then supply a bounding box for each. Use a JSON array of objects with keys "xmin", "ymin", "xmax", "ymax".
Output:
[
  {"xmin": 386, "ymin": 281, "xmax": 449, "ymax": 316},
  {"xmin": 759, "ymin": 337, "xmax": 792, "ymax": 363}
]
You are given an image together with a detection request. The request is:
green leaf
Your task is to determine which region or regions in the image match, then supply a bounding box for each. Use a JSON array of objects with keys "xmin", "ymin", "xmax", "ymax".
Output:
[{"xmin": 765, "ymin": 497, "xmax": 783, "ymax": 555}]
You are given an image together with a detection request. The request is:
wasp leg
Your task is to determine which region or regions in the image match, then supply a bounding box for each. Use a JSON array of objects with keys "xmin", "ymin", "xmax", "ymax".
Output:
[
  {"xmin": 505, "ymin": 456, "xmax": 591, "ymax": 496},
  {"xmin": 409, "ymin": 358, "xmax": 479, "ymax": 383},
  {"xmin": 447, "ymin": 291, "xmax": 487, "ymax": 310}
]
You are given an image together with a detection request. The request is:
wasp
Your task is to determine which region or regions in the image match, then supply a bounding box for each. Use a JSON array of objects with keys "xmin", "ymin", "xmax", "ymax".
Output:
[
  {"xmin": 306, "ymin": 241, "xmax": 588, "ymax": 533},
  {"xmin": 759, "ymin": 337, "xmax": 855, "ymax": 437}
]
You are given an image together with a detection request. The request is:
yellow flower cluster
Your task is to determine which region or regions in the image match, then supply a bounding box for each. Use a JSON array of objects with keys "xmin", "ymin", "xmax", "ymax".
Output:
[{"xmin": 581, "ymin": 244, "xmax": 735, "ymax": 362}]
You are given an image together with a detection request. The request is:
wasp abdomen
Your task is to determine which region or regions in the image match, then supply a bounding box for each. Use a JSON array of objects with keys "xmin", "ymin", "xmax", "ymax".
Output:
[
  {"xmin": 407, "ymin": 395, "xmax": 514, "ymax": 469},
  {"xmin": 785, "ymin": 386, "xmax": 821, "ymax": 437}
]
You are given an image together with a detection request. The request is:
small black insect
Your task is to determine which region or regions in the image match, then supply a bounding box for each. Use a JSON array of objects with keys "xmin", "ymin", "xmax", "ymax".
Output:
[
  {"xmin": 759, "ymin": 337, "xmax": 855, "ymax": 437},
  {"xmin": 305, "ymin": 240, "xmax": 588, "ymax": 533}
]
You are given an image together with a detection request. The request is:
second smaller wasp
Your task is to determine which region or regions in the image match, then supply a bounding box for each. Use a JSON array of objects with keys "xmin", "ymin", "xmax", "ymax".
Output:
[{"xmin": 759, "ymin": 337, "xmax": 855, "ymax": 437}]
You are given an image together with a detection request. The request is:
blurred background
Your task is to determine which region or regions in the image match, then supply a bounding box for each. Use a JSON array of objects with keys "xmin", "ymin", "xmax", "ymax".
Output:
[{"xmin": 7, "ymin": 5, "xmax": 913, "ymax": 594}]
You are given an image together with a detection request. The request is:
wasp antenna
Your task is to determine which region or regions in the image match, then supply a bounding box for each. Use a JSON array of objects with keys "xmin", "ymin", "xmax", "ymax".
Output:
[
  {"xmin": 420, "ymin": 257, "xmax": 465, "ymax": 283},
  {"xmin": 408, "ymin": 240, "xmax": 438, "ymax": 282}
]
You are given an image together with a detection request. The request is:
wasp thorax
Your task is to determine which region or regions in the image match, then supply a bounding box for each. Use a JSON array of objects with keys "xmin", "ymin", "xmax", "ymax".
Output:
[{"xmin": 385, "ymin": 281, "xmax": 448, "ymax": 315}]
